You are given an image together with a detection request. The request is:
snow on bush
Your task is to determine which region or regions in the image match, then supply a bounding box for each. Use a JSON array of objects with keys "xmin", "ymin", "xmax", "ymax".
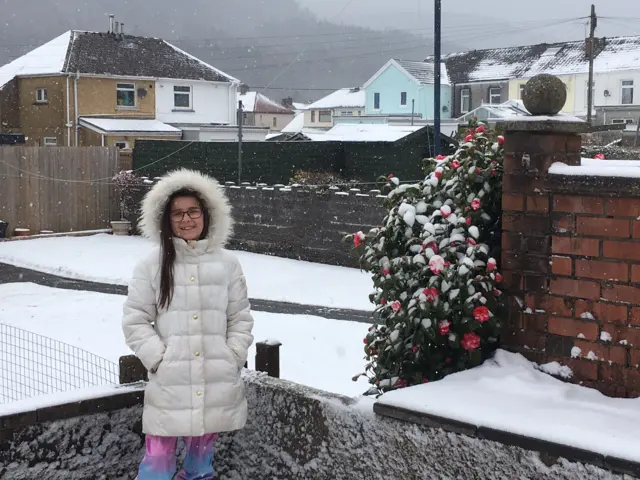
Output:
[{"xmin": 347, "ymin": 122, "xmax": 505, "ymax": 395}]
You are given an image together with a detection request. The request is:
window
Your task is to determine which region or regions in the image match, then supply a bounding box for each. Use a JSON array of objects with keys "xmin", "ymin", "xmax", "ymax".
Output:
[
  {"xmin": 489, "ymin": 87, "xmax": 501, "ymax": 104},
  {"xmin": 116, "ymin": 83, "xmax": 136, "ymax": 107},
  {"xmin": 611, "ymin": 119, "xmax": 634, "ymax": 125},
  {"xmin": 311, "ymin": 110, "xmax": 316, "ymax": 122},
  {"xmin": 272, "ymin": 117, "xmax": 277, "ymax": 127},
  {"xmin": 374, "ymin": 92, "xmax": 380, "ymax": 110},
  {"xmin": 174, "ymin": 85, "xmax": 192, "ymax": 109},
  {"xmin": 115, "ymin": 141, "xmax": 131, "ymax": 150},
  {"xmin": 400, "ymin": 92, "xmax": 407, "ymax": 106},
  {"xmin": 585, "ymin": 81, "xmax": 595, "ymax": 107},
  {"xmin": 519, "ymin": 85, "xmax": 525, "ymax": 99},
  {"xmin": 357, "ymin": 110, "xmax": 362, "ymax": 116},
  {"xmin": 460, "ymin": 88, "xmax": 470, "ymax": 113},
  {"xmin": 319, "ymin": 110, "xmax": 332, "ymax": 122},
  {"xmin": 622, "ymin": 80, "xmax": 634, "ymax": 105},
  {"xmin": 43, "ymin": 137, "xmax": 57, "ymax": 146},
  {"xmin": 342, "ymin": 111, "xmax": 353, "ymax": 116},
  {"xmin": 36, "ymin": 88, "xmax": 48, "ymax": 104}
]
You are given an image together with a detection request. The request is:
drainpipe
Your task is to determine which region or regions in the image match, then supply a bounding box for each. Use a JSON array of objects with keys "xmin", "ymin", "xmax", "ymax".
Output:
[
  {"xmin": 101, "ymin": 134, "xmax": 105, "ymax": 146},
  {"xmin": 66, "ymin": 76, "xmax": 71, "ymax": 146},
  {"xmin": 74, "ymin": 71, "xmax": 80, "ymax": 146}
]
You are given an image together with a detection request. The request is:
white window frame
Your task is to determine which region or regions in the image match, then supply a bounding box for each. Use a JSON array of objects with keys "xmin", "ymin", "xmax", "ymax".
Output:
[
  {"xmin": 43, "ymin": 136, "xmax": 57, "ymax": 146},
  {"xmin": 400, "ymin": 92, "xmax": 407, "ymax": 106},
  {"xmin": 460, "ymin": 88, "xmax": 470, "ymax": 113},
  {"xmin": 310, "ymin": 110, "xmax": 316, "ymax": 123},
  {"xmin": 373, "ymin": 92, "xmax": 381, "ymax": 110},
  {"xmin": 116, "ymin": 83, "xmax": 136, "ymax": 108},
  {"xmin": 489, "ymin": 87, "xmax": 501, "ymax": 105},
  {"xmin": 36, "ymin": 88, "xmax": 48, "ymax": 104},
  {"xmin": 318, "ymin": 110, "xmax": 332, "ymax": 123},
  {"xmin": 173, "ymin": 85, "xmax": 192, "ymax": 110},
  {"xmin": 114, "ymin": 140, "xmax": 131, "ymax": 150},
  {"xmin": 621, "ymin": 80, "xmax": 634, "ymax": 105}
]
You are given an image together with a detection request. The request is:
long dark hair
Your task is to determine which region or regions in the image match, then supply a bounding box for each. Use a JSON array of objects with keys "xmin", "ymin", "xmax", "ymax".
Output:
[{"xmin": 158, "ymin": 189, "xmax": 210, "ymax": 309}]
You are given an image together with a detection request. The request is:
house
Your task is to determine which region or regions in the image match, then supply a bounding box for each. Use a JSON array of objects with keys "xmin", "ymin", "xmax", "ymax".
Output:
[
  {"xmin": 303, "ymin": 88, "xmax": 365, "ymax": 129},
  {"xmin": 440, "ymin": 35, "xmax": 640, "ymax": 124},
  {"xmin": 0, "ymin": 20, "xmax": 247, "ymax": 149},
  {"xmin": 238, "ymin": 88, "xmax": 294, "ymax": 132},
  {"xmin": 361, "ymin": 59, "xmax": 452, "ymax": 120}
]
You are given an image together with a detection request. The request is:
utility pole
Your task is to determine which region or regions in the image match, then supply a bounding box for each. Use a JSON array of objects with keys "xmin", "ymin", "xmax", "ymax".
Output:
[
  {"xmin": 587, "ymin": 4, "xmax": 597, "ymax": 125},
  {"xmin": 434, "ymin": 0, "xmax": 442, "ymax": 156},
  {"xmin": 237, "ymin": 100, "xmax": 243, "ymax": 185},
  {"xmin": 411, "ymin": 99, "xmax": 415, "ymax": 126}
]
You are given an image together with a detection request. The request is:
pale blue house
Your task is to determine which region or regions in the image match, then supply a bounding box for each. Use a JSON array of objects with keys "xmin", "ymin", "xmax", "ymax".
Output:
[{"xmin": 362, "ymin": 59, "xmax": 452, "ymax": 120}]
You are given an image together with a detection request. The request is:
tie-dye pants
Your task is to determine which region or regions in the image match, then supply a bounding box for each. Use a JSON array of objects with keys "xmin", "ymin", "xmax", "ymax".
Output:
[{"xmin": 137, "ymin": 433, "xmax": 218, "ymax": 480}]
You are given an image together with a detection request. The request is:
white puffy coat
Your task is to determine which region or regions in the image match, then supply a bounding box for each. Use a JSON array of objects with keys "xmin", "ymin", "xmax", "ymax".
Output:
[{"xmin": 122, "ymin": 169, "xmax": 254, "ymax": 437}]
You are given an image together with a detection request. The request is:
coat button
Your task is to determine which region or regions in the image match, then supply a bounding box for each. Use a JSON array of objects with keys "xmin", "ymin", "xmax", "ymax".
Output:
[
  {"xmin": 190, "ymin": 276, "xmax": 195, "ymax": 281},
  {"xmin": 193, "ymin": 314, "xmax": 199, "ymax": 320},
  {"xmin": 195, "ymin": 351, "xmax": 200, "ymax": 357}
]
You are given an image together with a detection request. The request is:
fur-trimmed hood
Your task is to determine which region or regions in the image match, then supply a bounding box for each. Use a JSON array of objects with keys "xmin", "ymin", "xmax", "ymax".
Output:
[{"xmin": 138, "ymin": 169, "xmax": 233, "ymax": 249}]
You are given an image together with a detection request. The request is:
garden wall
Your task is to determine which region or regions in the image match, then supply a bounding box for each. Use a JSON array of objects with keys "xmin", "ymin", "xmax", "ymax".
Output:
[
  {"xmin": 1, "ymin": 373, "xmax": 635, "ymax": 479},
  {"xmin": 501, "ymin": 119, "xmax": 640, "ymax": 398},
  {"xmin": 125, "ymin": 184, "xmax": 386, "ymax": 267}
]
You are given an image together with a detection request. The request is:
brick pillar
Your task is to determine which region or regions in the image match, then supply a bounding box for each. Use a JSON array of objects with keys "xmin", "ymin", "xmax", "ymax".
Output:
[{"xmin": 501, "ymin": 120, "xmax": 585, "ymax": 364}]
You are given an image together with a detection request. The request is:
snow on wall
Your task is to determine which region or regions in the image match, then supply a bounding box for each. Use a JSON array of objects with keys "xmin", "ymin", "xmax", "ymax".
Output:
[{"xmin": 1, "ymin": 372, "xmax": 630, "ymax": 479}]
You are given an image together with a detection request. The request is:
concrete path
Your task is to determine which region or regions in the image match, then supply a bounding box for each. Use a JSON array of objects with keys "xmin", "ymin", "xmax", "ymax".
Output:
[{"xmin": 0, "ymin": 263, "xmax": 374, "ymax": 323}]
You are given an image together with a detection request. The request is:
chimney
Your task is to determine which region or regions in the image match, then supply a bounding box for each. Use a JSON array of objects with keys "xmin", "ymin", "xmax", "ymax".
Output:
[
  {"xmin": 281, "ymin": 97, "xmax": 293, "ymax": 108},
  {"xmin": 115, "ymin": 21, "xmax": 120, "ymax": 34},
  {"xmin": 109, "ymin": 14, "xmax": 115, "ymax": 33},
  {"xmin": 240, "ymin": 84, "xmax": 250, "ymax": 95},
  {"xmin": 120, "ymin": 23, "xmax": 124, "ymax": 34}
]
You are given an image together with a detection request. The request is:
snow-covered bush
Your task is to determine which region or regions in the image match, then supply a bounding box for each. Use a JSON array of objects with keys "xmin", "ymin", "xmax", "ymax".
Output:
[{"xmin": 348, "ymin": 122, "xmax": 505, "ymax": 395}]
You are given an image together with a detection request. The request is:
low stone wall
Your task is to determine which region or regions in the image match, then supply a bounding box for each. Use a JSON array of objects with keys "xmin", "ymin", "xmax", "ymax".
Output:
[{"xmin": 1, "ymin": 373, "xmax": 635, "ymax": 479}]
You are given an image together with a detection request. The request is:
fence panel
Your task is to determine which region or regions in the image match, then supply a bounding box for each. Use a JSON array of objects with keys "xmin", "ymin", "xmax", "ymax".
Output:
[
  {"xmin": 0, "ymin": 146, "xmax": 119, "ymax": 234},
  {"xmin": 0, "ymin": 323, "xmax": 120, "ymax": 404}
]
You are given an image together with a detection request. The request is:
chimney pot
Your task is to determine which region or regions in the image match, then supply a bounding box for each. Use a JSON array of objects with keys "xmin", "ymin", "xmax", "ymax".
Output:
[
  {"xmin": 120, "ymin": 23, "xmax": 124, "ymax": 34},
  {"xmin": 115, "ymin": 21, "xmax": 119, "ymax": 34},
  {"xmin": 109, "ymin": 14, "xmax": 115, "ymax": 33}
]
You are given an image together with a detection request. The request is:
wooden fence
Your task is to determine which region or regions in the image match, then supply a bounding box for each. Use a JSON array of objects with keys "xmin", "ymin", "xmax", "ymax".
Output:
[{"xmin": 0, "ymin": 146, "xmax": 119, "ymax": 235}]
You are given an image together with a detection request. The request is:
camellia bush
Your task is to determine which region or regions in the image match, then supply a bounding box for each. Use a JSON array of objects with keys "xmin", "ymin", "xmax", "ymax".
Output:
[{"xmin": 348, "ymin": 122, "xmax": 505, "ymax": 395}]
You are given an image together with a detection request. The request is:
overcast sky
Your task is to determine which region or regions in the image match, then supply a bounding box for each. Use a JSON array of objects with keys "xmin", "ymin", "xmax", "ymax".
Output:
[{"xmin": 297, "ymin": 0, "xmax": 640, "ymax": 50}]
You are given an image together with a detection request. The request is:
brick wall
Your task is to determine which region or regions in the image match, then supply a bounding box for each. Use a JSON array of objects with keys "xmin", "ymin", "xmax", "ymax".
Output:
[
  {"xmin": 126, "ymin": 184, "xmax": 386, "ymax": 267},
  {"xmin": 502, "ymin": 120, "xmax": 640, "ymax": 398}
]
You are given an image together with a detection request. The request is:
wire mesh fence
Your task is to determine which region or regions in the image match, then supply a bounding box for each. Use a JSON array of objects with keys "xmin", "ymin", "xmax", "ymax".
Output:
[{"xmin": 0, "ymin": 323, "xmax": 120, "ymax": 404}]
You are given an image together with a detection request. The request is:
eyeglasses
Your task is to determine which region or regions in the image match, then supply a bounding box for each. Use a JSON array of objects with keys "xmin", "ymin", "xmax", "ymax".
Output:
[{"xmin": 171, "ymin": 208, "xmax": 203, "ymax": 222}]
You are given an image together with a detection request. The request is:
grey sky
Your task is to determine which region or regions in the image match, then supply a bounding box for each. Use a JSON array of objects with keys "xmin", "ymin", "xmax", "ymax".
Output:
[{"xmin": 297, "ymin": 0, "xmax": 640, "ymax": 50}]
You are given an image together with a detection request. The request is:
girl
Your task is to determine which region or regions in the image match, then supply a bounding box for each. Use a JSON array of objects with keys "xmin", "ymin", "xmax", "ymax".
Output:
[{"xmin": 122, "ymin": 168, "xmax": 254, "ymax": 480}]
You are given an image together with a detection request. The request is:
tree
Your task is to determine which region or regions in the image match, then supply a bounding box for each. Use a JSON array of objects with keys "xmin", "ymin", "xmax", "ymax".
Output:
[{"xmin": 348, "ymin": 122, "xmax": 505, "ymax": 395}]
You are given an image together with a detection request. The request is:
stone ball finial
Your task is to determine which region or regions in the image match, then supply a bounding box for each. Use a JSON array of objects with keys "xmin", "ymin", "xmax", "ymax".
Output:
[{"xmin": 522, "ymin": 74, "xmax": 567, "ymax": 116}]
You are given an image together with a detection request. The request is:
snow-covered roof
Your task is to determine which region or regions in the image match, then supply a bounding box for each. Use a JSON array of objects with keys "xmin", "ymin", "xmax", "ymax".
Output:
[
  {"xmin": 305, "ymin": 124, "xmax": 424, "ymax": 142},
  {"xmin": 0, "ymin": 30, "xmax": 238, "ymax": 90},
  {"xmin": 0, "ymin": 31, "xmax": 71, "ymax": 90},
  {"xmin": 281, "ymin": 112, "xmax": 305, "ymax": 133},
  {"xmin": 292, "ymin": 102, "xmax": 309, "ymax": 111},
  {"xmin": 458, "ymin": 99, "xmax": 530, "ymax": 122},
  {"xmin": 434, "ymin": 35, "xmax": 640, "ymax": 84},
  {"xmin": 308, "ymin": 88, "xmax": 365, "ymax": 110},
  {"xmin": 363, "ymin": 58, "xmax": 450, "ymax": 89},
  {"xmin": 237, "ymin": 91, "xmax": 293, "ymax": 114},
  {"xmin": 78, "ymin": 117, "xmax": 182, "ymax": 135}
]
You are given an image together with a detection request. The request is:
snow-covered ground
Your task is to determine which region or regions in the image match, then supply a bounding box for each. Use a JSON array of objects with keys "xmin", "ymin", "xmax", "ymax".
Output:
[
  {"xmin": 0, "ymin": 283, "xmax": 371, "ymax": 401},
  {"xmin": 377, "ymin": 349, "xmax": 640, "ymax": 463},
  {"xmin": 0, "ymin": 234, "xmax": 374, "ymax": 311}
]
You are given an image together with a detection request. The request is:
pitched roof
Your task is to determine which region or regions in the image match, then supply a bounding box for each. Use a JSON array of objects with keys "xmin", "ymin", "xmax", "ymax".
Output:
[
  {"xmin": 0, "ymin": 30, "xmax": 238, "ymax": 90},
  {"xmin": 237, "ymin": 91, "xmax": 293, "ymax": 114},
  {"xmin": 308, "ymin": 88, "xmax": 365, "ymax": 110},
  {"xmin": 395, "ymin": 59, "xmax": 450, "ymax": 85},
  {"xmin": 433, "ymin": 35, "xmax": 640, "ymax": 84}
]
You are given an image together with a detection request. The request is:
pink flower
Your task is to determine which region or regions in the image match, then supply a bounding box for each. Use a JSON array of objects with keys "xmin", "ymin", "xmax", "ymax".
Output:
[
  {"xmin": 388, "ymin": 173, "xmax": 394, "ymax": 179},
  {"xmin": 439, "ymin": 320, "xmax": 450, "ymax": 335},
  {"xmin": 452, "ymin": 159, "xmax": 461, "ymax": 169},
  {"xmin": 497, "ymin": 135, "xmax": 504, "ymax": 145},
  {"xmin": 363, "ymin": 337, "xmax": 368, "ymax": 344},
  {"xmin": 495, "ymin": 272, "xmax": 503, "ymax": 283},
  {"xmin": 421, "ymin": 377, "xmax": 429, "ymax": 384},
  {"xmin": 429, "ymin": 255, "xmax": 445, "ymax": 275},
  {"xmin": 436, "ymin": 154, "xmax": 446, "ymax": 160},
  {"xmin": 465, "ymin": 217, "xmax": 472, "ymax": 226},
  {"xmin": 381, "ymin": 268, "xmax": 391, "ymax": 276},
  {"xmin": 440, "ymin": 204, "xmax": 452, "ymax": 218},
  {"xmin": 475, "ymin": 167, "xmax": 481, "ymax": 174},
  {"xmin": 394, "ymin": 378, "xmax": 408, "ymax": 388},
  {"xmin": 467, "ymin": 238, "xmax": 477, "ymax": 246},
  {"xmin": 464, "ymin": 134, "xmax": 474, "ymax": 143},
  {"xmin": 491, "ymin": 169, "xmax": 496, "ymax": 176},
  {"xmin": 461, "ymin": 332, "xmax": 481, "ymax": 351},
  {"xmin": 353, "ymin": 231, "xmax": 365, "ymax": 247},
  {"xmin": 473, "ymin": 306, "xmax": 490, "ymax": 322},
  {"xmin": 471, "ymin": 199, "xmax": 481, "ymax": 211},
  {"xmin": 391, "ymin": 301, "xmax": 402, "ymax": 312},
  {"xmin": 412, "ymin": 346, "xmax": 419, "ymax": 352},
  {"xmin": 434, "ymin": 170, "xmax": 442, "ymax": 179},
  {"xmin": 594, "ymin": 153, "xmax": 606, "ymax": 160},
  {"xmin": 487, "ymin": 258, "xmax": 497, "ymax": 272},
  {"xmin": 380, "ymin": 298, "xmax": 387, "ymax": 305},
  {"xmin": 476, "ymin": 125, "xmax": 486, "ymax": 134},
  {"xmin": 423, "ymin": 287, "xmax": 439, "ymax": 303}
]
